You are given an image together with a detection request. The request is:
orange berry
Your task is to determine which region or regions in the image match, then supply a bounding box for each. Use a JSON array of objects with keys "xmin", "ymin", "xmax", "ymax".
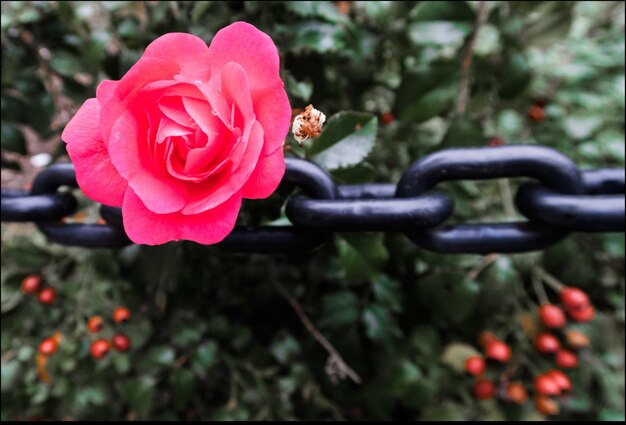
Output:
[
  {"xmin": 506, "ymin": 382, "xmax": 528, "ymax": 404},
  {"xmin": 478, "ymin": 331, "xmax": 498, "ymax": 349},
  {"xmin": 527, "ymin": 105, "xmax": 546, "ymax": 122},
  {"xmin": 555, "ymin": 349, "xmax": 578, "ymax": 369},
  {"xmin": 38, "ymin": 338, "xmax": 59, "ymax": 356},
  {"xmin": 87, "ymin": 316, "xmax": 104, "ymax": 333},
  {"xmin": 90, "ymin": 339, "xmax": 110, "ymax": 359},
  {"xmin": 535, "ymin": 395, "xmax": 559, "ymax": 416},
  {"xmin": 485, "ymin": 340, "xmax": 512, "ymax": 363},
  {"xmin": 112, "ymin": 307, "xmax": 131, "ymax": 324},
  {"xmin": 565, "ymin": 330, "xmax": 590, "ymax": 350}
]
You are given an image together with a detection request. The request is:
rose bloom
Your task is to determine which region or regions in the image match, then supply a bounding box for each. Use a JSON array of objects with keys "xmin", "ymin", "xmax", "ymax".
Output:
[{"xmin": 62, "ymin": 22, "xmax": 291, "ymax": 245}]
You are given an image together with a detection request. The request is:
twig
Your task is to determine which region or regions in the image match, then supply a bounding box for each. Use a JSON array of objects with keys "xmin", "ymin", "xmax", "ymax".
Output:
[
  {"xmin": 271, "ymin": 280, "xmax": 362, "ymax": 385},
  {"xmin": 455, "ymin": 0, "xmax": 488, "ymax": 116},
  {"xmin": 498, "ymin": 178, "xmax": 517, "ymax": 219},
  {"xmin": 467, "ymin": 253, "xmax": 499, "ymax": 280},
  {"xmin": 533, "ymin": 266, "xmax": 565, "ymax": 292},
  {"xmin": 531, "ymin": 268, "xmax": 550, "ymax": 305}
]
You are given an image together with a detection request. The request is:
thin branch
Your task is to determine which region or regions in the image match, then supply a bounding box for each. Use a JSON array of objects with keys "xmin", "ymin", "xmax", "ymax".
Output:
[
  {"xmin": 455, "ymin": 0, "xmax": 488, "ymax": 116},
  {"xmin": 272, "ymin": 280, "xmax": 362, "ymax": 385},
  {"xmin": 467, "ymin": 253, "xmax": 499, "ymax": 280}
]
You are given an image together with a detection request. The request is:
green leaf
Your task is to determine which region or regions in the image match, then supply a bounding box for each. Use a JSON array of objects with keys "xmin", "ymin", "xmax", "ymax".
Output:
[
  {"xmin": 120, "ymin": 376, "xmax": 156, "ymax": 419},
  {"xmin": 49, "ymin": 51, "xmax": 83, "ymax": 77},
  {"xmin": 146, "ymin": 346, "xmax": 176, "ymax": 367},
  {"xmin": 309, "ymin": 112, "xmax": 377, "ymax": 170},
  {"xmin": 1, "ymin": 122, "xmax": 26, "ymax": 155},
  {"xmin": 395, "ymin": 63, "xmax": 459, "ymax": 123},
  {"xmin": 371, "ymin": 275, "xmax": 402, "ymax": 313},
  {"xmin": 336, "ymin": 234, "xmax": 389, "ymax": 282},
  {"xmin": 421, "ymin": 402, "xmax": 465, "ymax": 421},
  {"xmin": 192, "ymin": 341, "xmax": 218, "ymax": 377},
  {"xmin": 270, "ymin": 334, "xmax": 301, "ymax": 365},
  {"xmin": 417, "ymin": 273, "xmax": 480, "ymax": 325},
  {"xmin": 410, "ymin": 1, "xmax": 475, "ymax": 22},
  {"xmin": 498, "ymin": 52, "xmax": 531, "ymax": 99},
  {"xmin": 440, "ymin": 342, "xmax": 480, "ymax": 372},
  {"xmin": 171, "ymin": 368, "xmax": 196, "ymax": 411},
  {"xmin": 362, "ymin": 304, "xmax": 401, "ymax": 343},
  {"xmin": 318, "ymin": 291, "xmax": 359, "ymax": 329},
  {"xmin": 1, "ymin": 360, "xmax": 20, "ymax": 392},
  {"xmin": 408, "ymin": 22, "xmax": 472, "ymax": 46}
]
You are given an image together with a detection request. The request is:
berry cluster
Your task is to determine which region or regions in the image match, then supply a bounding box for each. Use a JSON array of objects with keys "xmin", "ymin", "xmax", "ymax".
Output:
[
  {"xmin": 87, "ymin": 307, "xmax": 132, "ymax": 360},
  {"xmin": 464, "ymin": 285, "xmax": 595, "ymax": 417},
  {"xmin": 36, "ymin": 306, "xmax": 132, "ymax": 362},
  {"xmin": 20, "ymin": 274, "xmax": 56, "ymax": 305}
]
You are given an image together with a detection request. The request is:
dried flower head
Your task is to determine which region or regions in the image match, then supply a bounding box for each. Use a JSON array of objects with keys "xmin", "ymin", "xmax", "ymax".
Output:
[{"xmin": 292, "ymin": 104, "xmax": 326, "ymax": 146}]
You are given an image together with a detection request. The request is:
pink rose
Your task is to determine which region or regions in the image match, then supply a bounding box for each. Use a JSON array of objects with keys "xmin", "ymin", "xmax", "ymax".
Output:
[{"xmin": 61, "ymin": 22, "xmax": 291, "ymax": 245}]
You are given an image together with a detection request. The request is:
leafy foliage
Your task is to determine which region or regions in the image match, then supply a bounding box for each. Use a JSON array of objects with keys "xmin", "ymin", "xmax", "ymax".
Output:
[{"xmin": 1, "ymin": 1, "xmax": 624, "ymax": 421}]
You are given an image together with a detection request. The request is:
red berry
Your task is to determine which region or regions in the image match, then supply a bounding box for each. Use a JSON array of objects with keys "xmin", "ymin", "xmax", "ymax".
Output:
[
  {"xmin": 38, "ymin": 338, "xmax": 59, "ymax": 356},
  {"xmin": 539, "ymin": 304, "xmax": 567, "ymax": 328},
  {"xmin": 380, "ymin": 112, "xmax": 394, "ymax": 125},
  {"xmin": 565, "ymin": 330, "xmax": 590, "ymax": 350},
  {"xmin": 535, "ymin": 333, "xmax": 561, "ymax": 354},
  {"xmin": 472, "ymin": 379, "xmax": 496, "ymax": 400},
  {"xmin": 506, "ymin": 382, "xmax": 528, "ymax": 404},
  {"xmin": 555, "ymin": 349, "xmax": 578, "ymax": 369},
  {"xmin": 87, "ymin": 316, "xmax": 104, "ymax": 333},
  {"xmin": 111, "ymin": 333, "xmax": 131, "ymax": 352},
  {"xmin": 546, "ymin": 370, "xmax": 572, "ymax": 392},
  {"xmin": 112, "ymin": 307, "xmax": 131, "ymax": 324},
  {"xmin": 527, "ymin": 105, "xmax": 546, "ymax": 122},
  {"xmin": 90, "ymin": 339, "xmax": 110, "ymax": 359},
  {"xmin": 488, "ymin": 136, "xmax": 504, "ymax": 146},
  {"xmin": 38, "ymin": 287, "xmax": 56, "ymax": 305},
  {"xmin": 568, "ymin": 304, "xmax": 595, "ymax": 323},
  {"xmin": 485, "ymin": 340, "xmax": 512, "ymax": 363},
  {"xmin": 559, "ymin": 287, "xmax": 590, "ymax": 311},
  {"xmin": 21, "ymin": 274, "xmax": 42, "ymax": 294},
  {"xmin": 478, "ymin": 331, "xmax": 498, "ymax": 349},
  {"xmin": 464, "ymin": 355, "xmax": 486, "ymax": 376},
  {"xmin": 535, "ymin": 395, "xmax": 559, "ymax": 416},
  {"xmin": 533, "ymin": 98, "xmax": 548, "ymax": 108},
  {"xmin": 534, "ymin": 374, "xmax": 561, "ymax": 396}
]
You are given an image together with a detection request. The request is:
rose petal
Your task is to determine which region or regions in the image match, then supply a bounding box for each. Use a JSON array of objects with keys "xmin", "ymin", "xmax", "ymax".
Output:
[
  {"xmin": 252, "ymin": 85, "xmax": 291, "ymax": 155},
  {"xmin": 182, "ymin": 120, "xmax": 264, "ymax": 214},
  {"xmin": 100, "ymin": 57, "xmax": 179, "ymax": 144},
  {"xmin": 61, "ymin": 99, "xmax": 127, "ymax": 206},
  {"xmin": 143, "ymin": 32, "xmax": 211, "ymax": 80},
  {"xmin": 221, "ymin": 62, "xmax": 254, "ymax": 122},
  {"xmin": 122, "ymin": 187, "xmax": 242, "ymax": 245},
  {"xmin": 242, "ymin": 148, "xmax": 286, "ymax": 199},
  {"xmin": 108, "ymin": 110, "xmax": 188, "ymax": 214},
  {"xmin": 207, "ymin": 22, "xmax": 290, "ymax": 155},
  {"xmin": 208, "ymin": 22, "xmax": 281, "ymax": 93}
]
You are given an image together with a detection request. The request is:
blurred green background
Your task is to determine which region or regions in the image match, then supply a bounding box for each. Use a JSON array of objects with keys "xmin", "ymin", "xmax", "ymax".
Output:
[{"xmin": 1, "ymin": 1, "xmax": 624, "ymax": 421}]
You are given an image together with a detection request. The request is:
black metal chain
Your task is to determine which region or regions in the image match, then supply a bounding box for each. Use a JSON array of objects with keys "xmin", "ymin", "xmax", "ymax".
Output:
[{"xmin": 1, "ymin": 145, "xmax": 624, "ymax": 254}]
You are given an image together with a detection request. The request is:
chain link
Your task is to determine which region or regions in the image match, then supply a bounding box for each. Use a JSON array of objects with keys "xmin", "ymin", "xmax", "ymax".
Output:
[{"xmin": 1, "ymin": 145, "xmax": 624, "ymax": 254}]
